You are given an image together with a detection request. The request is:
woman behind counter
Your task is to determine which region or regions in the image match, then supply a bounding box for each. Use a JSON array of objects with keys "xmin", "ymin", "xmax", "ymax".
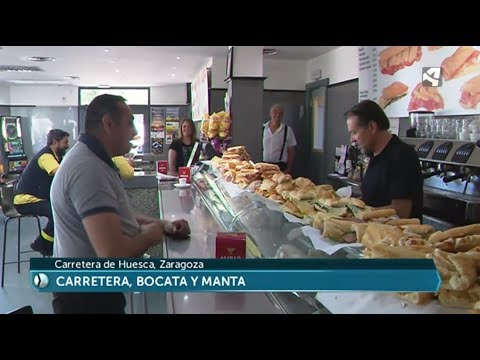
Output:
[{"xmin": 168, "ymin": 118, "xmax": 199, "ymax": 175}]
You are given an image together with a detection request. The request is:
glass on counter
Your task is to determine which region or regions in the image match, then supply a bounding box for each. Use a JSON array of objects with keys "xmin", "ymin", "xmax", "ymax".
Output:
[{"xmin": 409, "ymin": 111, "xmax": 435, "ymax": 138}]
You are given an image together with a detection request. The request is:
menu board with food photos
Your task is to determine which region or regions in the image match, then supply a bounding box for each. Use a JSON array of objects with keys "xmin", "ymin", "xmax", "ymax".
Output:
[{"xmin": 359, "ymin": 46, "xmax": 480, "ymax": 117}]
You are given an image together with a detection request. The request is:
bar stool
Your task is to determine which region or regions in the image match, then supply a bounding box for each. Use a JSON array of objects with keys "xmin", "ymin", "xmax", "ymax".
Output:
[{"xmin": 0, "ymin": 185, "xmax": 42, "ymax": 287}]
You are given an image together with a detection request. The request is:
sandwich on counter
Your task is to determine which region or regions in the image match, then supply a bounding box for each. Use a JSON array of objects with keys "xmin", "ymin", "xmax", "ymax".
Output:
[
  {"xmin": 379, "ymin": 46, "xmax": 422, "ymax": 75},
  {"xmin": 378, "ymin": 81, "xmax": 409, "ymax": 109},
  {"xmin": 441, "ymin": 46, "xmax": 480, "ymax": 81},
  {"xmin": 460, "ymin": 74, "xmax": 480, "ymax": 109},
  {"xmin": 408, "ymin": 82, "xmax": 445, "ymax": 112}
]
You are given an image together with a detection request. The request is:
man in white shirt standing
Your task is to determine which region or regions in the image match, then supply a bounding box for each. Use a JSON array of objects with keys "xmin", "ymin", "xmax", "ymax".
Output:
[{"xmin": 262, "ymin": 104, "xmax": 297, "ymax": 174}]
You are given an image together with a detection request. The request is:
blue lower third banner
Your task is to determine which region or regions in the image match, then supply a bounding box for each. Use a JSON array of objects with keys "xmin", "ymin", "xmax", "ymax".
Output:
[{"xmin": 30, "ymin": 258, "xmax": 441, "ymax": 293}]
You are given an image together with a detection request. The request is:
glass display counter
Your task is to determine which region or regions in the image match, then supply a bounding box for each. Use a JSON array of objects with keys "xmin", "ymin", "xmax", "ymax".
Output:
[{"xmin": 189, "ymin": 166, "xmax": 344, "ymax": 313}]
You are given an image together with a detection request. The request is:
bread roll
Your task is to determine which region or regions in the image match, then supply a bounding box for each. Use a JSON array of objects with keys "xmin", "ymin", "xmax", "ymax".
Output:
[
  {"xmin": 359, "ymin": 208, "xmax": 397, "ymax": 221},
  {"xmin": 386, "ymin": 218, "xmax": 421, "ymax": 226},
  {"xmin": 225, "ymin": 145, "xmax": 246, "ymax": 154},
  {"xmin": 340, "ymin": 197, "xmax": 366, "ymax": 209},
  {"xmin": 294, "ymin": 177, "xmax": 315, "ymax": 189},
  {"xmin": 397, "ymin": 292, "xmax": 435, "ymax": 305},
  {"xmin": 260, "ymin": 179, "xmax": 277, "ymax": 192},
  {"xmin": 275, "ymin": 181, "xmax": 294, "ymax": 193},
  {"xmin": 428, "ymin": 224, "xmax": 480, "ymax": 244},
  {"xmin": 247, "ymin": 180, "xmax": 262, "ymax": 192},
  {"xmin": 261, "ymin": 170, "xmax": 281, "ymax": 179},
  {"xmin": 272, "ymin": 173, "xmax": 292, "ymax": 183},
  {"xmin": 268, "ymin": 194, "xmax": 284, "ymax": 204},
  {"xmin": 289, "ymin": 189, "xmax": 316, "ymax": 201},
  {"xmin": 401, "ymin": 224, "xmax": 435, "ymax": 235},
  {"xmin": 316, "ymin": 184, "xmax": 333, "ymax": 191},
  {"xmin": 254, "ymin": 163, "xmax": 280, "ymax": 172},
  {"xmin": 454, "ymin": 235, "xmax": 480, "ymax": 252}
]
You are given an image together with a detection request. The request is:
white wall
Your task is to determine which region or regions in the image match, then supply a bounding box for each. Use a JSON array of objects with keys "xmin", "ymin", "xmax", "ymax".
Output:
[
  {"xmin": 211, "ymin": 56, "xmax": 307, "ymax": 91},
  {"xmin": 211, "ymin": 56, "xmax": 228, "ymax": 89},
  {"xmin": 9, "ymin": 85, "xmax": 78, "ymax": 106},
  {"xmin": 306, "ymin": 46, "xmax": 358, "ymax": 85},
  {"xmin": 150, "ymin": 84, "xmax": 187, "ymax": 105},
  {"xmin": 264, "ymin": 59, "xmax": 307, "ymax": 90},
  {"xmin": 0, "ymin": 85, "xmax": 10, "ymax": 104},
  {"xmin": 232, "ymin": 46, "xmax": 264, "ymax": 77}
]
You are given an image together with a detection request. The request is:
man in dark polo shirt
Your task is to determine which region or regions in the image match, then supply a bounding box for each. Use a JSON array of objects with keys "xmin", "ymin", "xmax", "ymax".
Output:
[
  {"xmin": 345, "ymin": 100, "xmax": 423, "ymax": 220},
  {"xmin": 14, "ymin": 129, "xmax": 70, "ymax": 256},
  {"xmin": 51, "ymin": 94, "xmax": 190, "ymax": 314}
]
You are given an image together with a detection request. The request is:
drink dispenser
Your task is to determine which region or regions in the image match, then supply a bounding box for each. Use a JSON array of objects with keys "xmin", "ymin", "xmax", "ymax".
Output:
[{"xmin": 408, "ymin": 111, "xmax": 435, "ymax": 138}]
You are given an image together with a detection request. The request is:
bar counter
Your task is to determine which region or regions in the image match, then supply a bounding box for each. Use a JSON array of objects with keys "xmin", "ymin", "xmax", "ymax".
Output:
[
  {"xmin": 158, "ymin": 181, "xmax": 284, "ymax": 314},
  {"xmin": 125, "ymin": 171, "xmax": 325, "ymax": 314}
]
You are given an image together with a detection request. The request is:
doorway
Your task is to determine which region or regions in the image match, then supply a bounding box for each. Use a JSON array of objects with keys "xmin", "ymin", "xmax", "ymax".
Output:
[{"xmin": 305, "ymin": 79, "xmax": 329, "ymax": 184}]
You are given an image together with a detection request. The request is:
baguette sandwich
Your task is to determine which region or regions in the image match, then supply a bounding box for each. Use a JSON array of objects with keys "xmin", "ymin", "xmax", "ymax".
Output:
[
  {"xmin": 358, "ymin": 208, "xmax": 397, "ymax": 221},
  {"xmin": 428, "ymin": 224, "xmax": 480, "ymax": 244},
  {"xmin": 441, "ymin": 46, "xmax": 480, "ymax": 81},
  {"xmin": 460, "ymin": 74, "xmax": 480, "ymax": 109},
  {"xmin": 225, "ymin": 145, "xmax": 246, "ymax": 154},
  {"xmin": 408, "ymin": 83, "xmax": 445, "ymax": 112},
  {"xmin": 322, "ymin": 218, "xmax": 359, "ymax": 243},
  {"xmin": 379, "ymin": 46, "xmax": 422, "ymax": 75},
  {"xmin": 378, "ymin": 82, "xmax": 409, "ymax": 109}
]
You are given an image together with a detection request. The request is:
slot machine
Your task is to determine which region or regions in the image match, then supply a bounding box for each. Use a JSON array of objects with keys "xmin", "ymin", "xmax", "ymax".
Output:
[{"xmin": 0, "ymin": 116, "xmax": 28, "ymax": 175}]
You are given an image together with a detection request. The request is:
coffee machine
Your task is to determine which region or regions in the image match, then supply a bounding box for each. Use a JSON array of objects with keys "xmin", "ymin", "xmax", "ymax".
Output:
[{"xmin": 402, "ymin": 137, "xmax": 480, "ymax": 229}]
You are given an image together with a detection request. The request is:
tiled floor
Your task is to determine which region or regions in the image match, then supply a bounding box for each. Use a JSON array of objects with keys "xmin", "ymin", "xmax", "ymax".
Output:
[{"xmin": 0, "ymin": 215, "xmax": 167, "ymax": 314}]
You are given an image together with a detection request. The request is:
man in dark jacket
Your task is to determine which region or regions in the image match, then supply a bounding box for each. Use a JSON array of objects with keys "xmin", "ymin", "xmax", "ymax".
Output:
[{"xmin": 14, "ymin": 129, "xmax": 70, "ymax": 256}]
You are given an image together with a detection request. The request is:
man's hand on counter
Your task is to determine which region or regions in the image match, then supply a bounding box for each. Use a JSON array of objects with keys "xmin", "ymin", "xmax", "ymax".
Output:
[
  {"xmin": 164, "ymin": 219, "xmax": 191, "ymax": 239},
  {"xmin": 135, "ymin": 214, "xmax": 190, "ymax": 239}
]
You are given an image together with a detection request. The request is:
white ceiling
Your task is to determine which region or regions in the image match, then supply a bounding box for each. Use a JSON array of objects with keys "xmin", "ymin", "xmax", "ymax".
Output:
[{"xmin": 0, "ymin": 46, "xmax": 339, "ymax": 87}]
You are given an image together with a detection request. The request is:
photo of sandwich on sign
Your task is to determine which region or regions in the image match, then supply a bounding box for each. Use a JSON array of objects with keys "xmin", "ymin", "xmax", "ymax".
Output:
[
  {"xmin": 378, "ymin": 81, "xmax": 409, "ymax": 109},
  {"xmin": 441, "ymin": 46, "xmax": 480, "ymax": 81},
  {"xmin": 460, "ymin": 74, "xmax": 480, "ymax": 109},
  {"xmin": 379, "ymin": 46, "xmax": 422, "ymax": 76},
  {"xmin": 408, "ymin": 82, "xmax": 445, "ymax": 112}
]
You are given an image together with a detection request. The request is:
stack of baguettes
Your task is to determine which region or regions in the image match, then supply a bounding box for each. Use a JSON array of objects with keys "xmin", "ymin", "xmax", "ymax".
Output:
[
  {"xmin": 211, "ymin": 146, "xmax": 258, "ymax": 188},
  {"xmin": 211, "ymin": 146, "xmax": 405, "ymax": 242},
  {"xmin": 220, "ymin": 146, "xmax": 250, "ymax": 162},
  {"xmin": 211, "ymin": 146, "xmax": 423, "ymax": 244},
  {"xmin": 360, "ymin": 221, "xmax": 480, "ymax": 312},
  {"xmin": 210, "ymin": 146, "xmax": 480, "ymax": 311}
]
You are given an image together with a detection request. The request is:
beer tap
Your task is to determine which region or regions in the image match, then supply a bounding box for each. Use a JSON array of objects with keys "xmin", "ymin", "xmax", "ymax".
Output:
[
  {"xmin": 438, "ymin": 163, "xmax": 455, "ymax": 180},
  {"xmin": 422, "ymin": 162, "xmax": 442, "ymax": 179},
  {"xmin": 443, "ymin": 166, "xmax": 470, "ymax": 183},
  {"xmin": 443, "ymin": 172, "xmax": 465, "ymax": 183},
  {"xmin": 463, "ymin": 167, "xmax": 480, "ymax": 194}
]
